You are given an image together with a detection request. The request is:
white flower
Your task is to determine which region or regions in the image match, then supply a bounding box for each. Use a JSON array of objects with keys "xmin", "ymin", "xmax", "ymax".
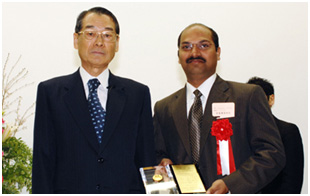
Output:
[{"xmin": 2, "ymin": 122, "xmax": 17, "ymax": 142}]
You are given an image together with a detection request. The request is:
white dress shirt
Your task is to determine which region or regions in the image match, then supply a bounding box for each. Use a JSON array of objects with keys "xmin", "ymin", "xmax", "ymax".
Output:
[
  {"xmin": 186, "ymin": 73, "xmax": 216, "ymax": 117},
  {"xmin": 79, "ymin": 66, "xmax": 109, "ymax": 110}
]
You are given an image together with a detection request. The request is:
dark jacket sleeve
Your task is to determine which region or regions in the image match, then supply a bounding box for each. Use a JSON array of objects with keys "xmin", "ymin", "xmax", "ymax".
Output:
[
  {"xmin": 279, "ymin": 124, "xmax": 304, "ymax": 193},
  {"xmin": 135, "ymin": 86, "xmax": 156, "ymax": 168},
  {"xmin": 262, "ymin": 120, "xmax": 304, "ymax": 193},
  {"xmin": 32, "ymin": 82, "xmax": 56, "ymax": 193}
]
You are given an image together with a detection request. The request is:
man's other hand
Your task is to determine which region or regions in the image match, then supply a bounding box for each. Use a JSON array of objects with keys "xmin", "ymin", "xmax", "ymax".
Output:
[{"xmin": 206, "ymin": 179, "xmax": 229, "ymax": 194}]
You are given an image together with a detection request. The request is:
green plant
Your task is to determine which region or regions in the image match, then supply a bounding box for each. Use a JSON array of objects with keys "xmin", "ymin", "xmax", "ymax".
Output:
[
  {"xmin": 2, "ymin": 136, "xmax": 33, "ymax": 194},
  {"xmin": 2, "ymin": 53, "xmax": 34, "ymax": 193}
]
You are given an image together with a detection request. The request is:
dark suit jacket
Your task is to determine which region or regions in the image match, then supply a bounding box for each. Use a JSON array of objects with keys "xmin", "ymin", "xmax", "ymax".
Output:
[
  {"xmin": 153, "ymin": 75, "xmax": 285, "ymax": 193},
  {"xmin": 32, "ymin": 69, "xmax": 156, "ymax": 194},
  {"xmin": 261, "ymin": 116, "xmax": 304, "ymax": 193}
]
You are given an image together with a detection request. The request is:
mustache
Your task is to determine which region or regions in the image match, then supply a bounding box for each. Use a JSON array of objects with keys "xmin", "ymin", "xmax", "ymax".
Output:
[{"xmin": 186, "ymin": 56, "xmax": 206, "ymax": 63}]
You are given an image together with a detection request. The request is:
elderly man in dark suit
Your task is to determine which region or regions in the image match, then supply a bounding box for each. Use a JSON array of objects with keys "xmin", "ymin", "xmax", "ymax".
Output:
[
  {"xmin": 247, "ymin": 76, "xmax": 304, "ymax": 193},
  {"xmin": 32, "ymin": 7, "xmax": 155, "ymax": 193},
  {"xmin": 153, "ymin": 23, "xmax": 285, "ymax": 193}
]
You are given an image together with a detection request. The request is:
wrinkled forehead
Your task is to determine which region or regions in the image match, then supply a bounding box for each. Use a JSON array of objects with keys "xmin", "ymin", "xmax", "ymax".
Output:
[
  {"xmin": 83, "ymin": 26, "xmax": 115, "ymax": 32},
  {"xmin": 82, "ymin": 13, "xmax": 116, "ymax": 32}
]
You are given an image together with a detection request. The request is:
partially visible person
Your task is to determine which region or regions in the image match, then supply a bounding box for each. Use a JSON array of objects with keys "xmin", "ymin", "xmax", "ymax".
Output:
[
  {"xmin": 247, "ymin": 76, "xmax": 304, "ymax": 194},
  {"xmin": 32, "ymin": 7, "xmax": 155, "ymax": 194},
  {"xmin": 153, "ymin": 23, "xmax": 286, "ymax": 194}
]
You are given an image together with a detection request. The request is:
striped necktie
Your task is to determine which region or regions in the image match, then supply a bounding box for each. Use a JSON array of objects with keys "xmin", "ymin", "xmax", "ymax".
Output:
[{"xmin": 189, "ymin": 89, "xmax": 203, "ymax": 164}]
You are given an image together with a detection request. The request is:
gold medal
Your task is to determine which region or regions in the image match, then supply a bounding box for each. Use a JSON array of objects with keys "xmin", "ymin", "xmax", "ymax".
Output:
[{"xmin": 153, "ymin": 174, "xmax": 163, "ymax": 182}]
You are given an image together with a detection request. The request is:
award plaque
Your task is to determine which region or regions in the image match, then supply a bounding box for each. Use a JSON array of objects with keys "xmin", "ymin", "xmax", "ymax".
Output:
[
  {"xmin": 140, "ymin": 165, "xmax": 179, "ymax": 194},
  {"xmin": 140, "ymin": 164, "xmax": 206, "ymax": 194}
]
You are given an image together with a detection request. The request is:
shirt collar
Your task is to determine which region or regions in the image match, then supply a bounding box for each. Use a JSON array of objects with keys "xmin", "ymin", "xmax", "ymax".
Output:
[
  {"xmin": 186, "ymin": 73, "xmax": 217, "ymax": 100},
  {"xmin": 79, "ymin": 66, "xmax": 109, "ymax": 90}
]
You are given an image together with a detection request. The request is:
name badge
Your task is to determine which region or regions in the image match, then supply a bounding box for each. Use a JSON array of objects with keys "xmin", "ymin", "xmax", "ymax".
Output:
[{"xmin": 212, "ymin": 102, "xmax": 235, "ymax": 119}]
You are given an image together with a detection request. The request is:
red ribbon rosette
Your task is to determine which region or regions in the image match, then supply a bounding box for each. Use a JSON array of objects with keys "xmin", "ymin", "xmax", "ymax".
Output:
[{"xmin": 211, "ymin": 119, "xmax": 236, "ymax": 175}]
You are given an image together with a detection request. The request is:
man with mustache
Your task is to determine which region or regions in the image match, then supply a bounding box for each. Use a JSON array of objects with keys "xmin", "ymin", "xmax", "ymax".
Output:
[
  {"xmin": 153, "ymin": 23, "xmax": 285, "ymax": 193},
  {"xmin": 32, "ymin": 7, "xmax": 155, "ymax": 193}
]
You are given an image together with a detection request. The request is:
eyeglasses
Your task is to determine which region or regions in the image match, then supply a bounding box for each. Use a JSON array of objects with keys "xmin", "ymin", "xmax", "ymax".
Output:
[
  {"xmin": 180, "ymin": 42, "xmax": 211, "ymax": 51},
  {"xmin": 78, "ymin": 30, "xmax": 118, "ymax": 42}
]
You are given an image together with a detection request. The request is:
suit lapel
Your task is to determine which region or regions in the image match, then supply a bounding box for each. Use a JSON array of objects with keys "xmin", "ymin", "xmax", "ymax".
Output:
[
  {"xmin": 200, "ymin": 75, "xmax": 230, "ymax": 151},
  {"xmin": 171, "ymin": 87, "xmax": 192, "ymax": 158},
  {"xmin": 99, "ymin": 72, "xmax": 126, "ymax": 153},
  {"xmin": 63, "ymin": 70, "xmax": 100, "ymax": 153}
]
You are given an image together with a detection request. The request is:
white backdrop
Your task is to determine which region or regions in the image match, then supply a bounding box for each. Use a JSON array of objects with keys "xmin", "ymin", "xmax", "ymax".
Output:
[{"xmin": 2, "ymin": 2, "xmax": 308, "ymax": 193}]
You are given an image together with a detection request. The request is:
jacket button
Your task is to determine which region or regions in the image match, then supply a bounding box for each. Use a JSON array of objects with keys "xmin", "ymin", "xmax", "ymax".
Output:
[
  {"xmin": 98, "ymin": 158, "xmax": 104, "ymax": 163},
  {"xmin": 96, "ymin": 184, "xmax": 101, "ymax": 190}
]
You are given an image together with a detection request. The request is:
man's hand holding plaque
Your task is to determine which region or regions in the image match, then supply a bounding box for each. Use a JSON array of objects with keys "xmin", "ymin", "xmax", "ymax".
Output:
[{"xmin": 159, "ymin": 158, "xmax": 173, "ymax": 167}]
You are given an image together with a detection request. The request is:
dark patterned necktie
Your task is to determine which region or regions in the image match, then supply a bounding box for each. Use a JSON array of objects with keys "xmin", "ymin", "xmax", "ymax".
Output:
[
  {"xmin": 189, "ymin": 89, "xmax": 203, "ymax": 164},
  {"xmin": 87, "ymin": 79, "xmax": 106, "ymax": 144}
]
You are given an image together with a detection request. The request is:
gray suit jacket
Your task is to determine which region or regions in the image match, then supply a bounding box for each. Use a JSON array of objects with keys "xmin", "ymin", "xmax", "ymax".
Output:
[{"xmin": 153, "ymin": 75, "xmax": 285, "ymax": 193}]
